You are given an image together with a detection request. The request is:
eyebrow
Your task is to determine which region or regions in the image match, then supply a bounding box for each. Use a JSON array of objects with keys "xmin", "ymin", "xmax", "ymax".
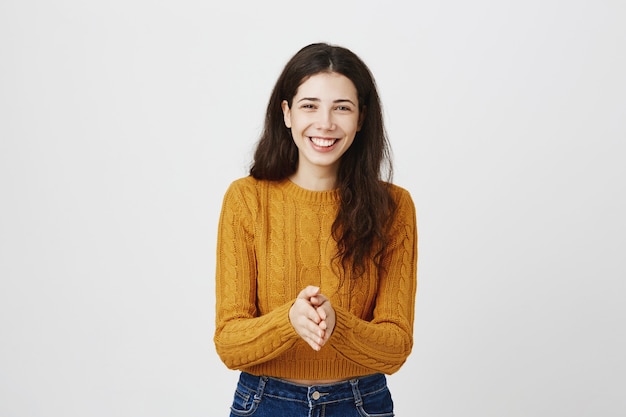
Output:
[{"xmin": 297, "ymin": 97, "xmax": 357, "ymax": 106}]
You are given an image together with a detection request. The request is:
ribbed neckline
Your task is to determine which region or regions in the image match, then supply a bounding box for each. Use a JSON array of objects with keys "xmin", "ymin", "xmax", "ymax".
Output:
[{"xmin": 277, "ymin": 178, "xmax": 341, "ymax": 203}]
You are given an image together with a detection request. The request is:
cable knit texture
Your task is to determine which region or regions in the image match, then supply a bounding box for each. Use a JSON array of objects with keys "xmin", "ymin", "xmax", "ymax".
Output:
[{"xmin": 214, "ymin": 176, "xmax": 418, "ymax": 379}]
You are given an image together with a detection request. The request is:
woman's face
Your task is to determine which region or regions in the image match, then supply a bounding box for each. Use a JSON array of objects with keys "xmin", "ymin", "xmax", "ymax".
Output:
[{"xmin": 282, "ymin": 72, "xmax": 363, "ymax": 181}]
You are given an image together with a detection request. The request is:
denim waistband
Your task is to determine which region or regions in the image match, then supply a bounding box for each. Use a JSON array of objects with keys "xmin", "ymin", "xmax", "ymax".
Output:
[{"xmin": 237, "ymin": 372, "xmax": 388, "ymax": 406}]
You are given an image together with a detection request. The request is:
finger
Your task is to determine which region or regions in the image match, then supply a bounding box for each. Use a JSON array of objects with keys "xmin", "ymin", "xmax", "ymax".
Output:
[
  {"xmin": 310, "ymin": 295, "xmax": 330, "ymax": 309},
  {"xmin": 311, "ymin": 294, "xmax": 328, "ymax": 305},
  {"xmin": 304, "ymin": 331, "xmax": 325, "ymax": 351},
  {"xmin": 296, "ymin": 323, "xmax": 324, "ymax": 350},
  {"xmin": 316, "ymin": 306, "xmax": 327, "ymax": 321},
  {"xmin": 292, "ymin": 298, "xmax": 322, "ymax": 323},
  {"xmin": 305, "ymin": 338, "xmax": 321, "ymax": 351},
  {"xmin": 297, "ymin": 286, "xmax": 320, "ymax": 300},
  {"xmin": 306, "ymin": 308, "xmax": 321, "ymax": 324},
  {"xmin": 294, "ymin": 310, "xmax": 324, "ymax": 337}
]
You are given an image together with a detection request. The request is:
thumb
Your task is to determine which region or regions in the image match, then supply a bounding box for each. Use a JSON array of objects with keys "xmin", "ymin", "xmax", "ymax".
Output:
[{"xmin": 297, "ymin": 285, "xmax": 321, "ymax": 300}]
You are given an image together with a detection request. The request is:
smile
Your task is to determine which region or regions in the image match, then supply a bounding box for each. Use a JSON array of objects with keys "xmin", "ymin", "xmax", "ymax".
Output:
[{"xmin": 309, "ymin": 137, "xmax": 338, "ymax": 147}]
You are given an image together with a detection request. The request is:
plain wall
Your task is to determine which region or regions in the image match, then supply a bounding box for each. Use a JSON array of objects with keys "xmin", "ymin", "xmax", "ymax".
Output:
[{"xmin": 1, "ymin": 1, "xmax": 624, "ymax": 416}]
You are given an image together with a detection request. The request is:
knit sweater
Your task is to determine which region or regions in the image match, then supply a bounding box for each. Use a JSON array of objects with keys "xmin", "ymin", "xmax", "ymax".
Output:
[{"xmin": 214, "ymin": 176, "xmax": 418, "ymax": 380}]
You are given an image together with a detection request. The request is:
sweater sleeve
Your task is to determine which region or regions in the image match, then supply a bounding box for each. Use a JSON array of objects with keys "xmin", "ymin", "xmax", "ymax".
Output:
[
  {"xmin": 213, "ymin": 180, "xmax": 299, "ymax": 369},
  {"xmin": 328, "ymin": 189, "xmax": 418, "ymax": 374}
]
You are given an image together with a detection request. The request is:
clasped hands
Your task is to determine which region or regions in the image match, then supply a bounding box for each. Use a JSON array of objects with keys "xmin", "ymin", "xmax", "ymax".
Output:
[{"xmin": 289, "ymin": 286, "xmax": 336, "ymax": 351}]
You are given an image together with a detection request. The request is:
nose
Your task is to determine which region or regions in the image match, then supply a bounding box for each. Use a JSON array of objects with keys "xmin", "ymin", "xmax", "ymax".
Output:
[{"xmin": 316, "ymin": 109, "xmax": 335, "ymax": 130}]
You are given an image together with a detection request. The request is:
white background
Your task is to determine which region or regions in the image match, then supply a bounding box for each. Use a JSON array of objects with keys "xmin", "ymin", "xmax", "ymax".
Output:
[{"xmin": 1, "ymin": 1, "xmax": 625, "ymax": 416}]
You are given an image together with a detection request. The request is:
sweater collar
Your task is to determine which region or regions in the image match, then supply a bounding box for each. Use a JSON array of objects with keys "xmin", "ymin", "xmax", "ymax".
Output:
[{"xmin": 278, "ymin": 179, "xmax": 341, "ymax": 203}]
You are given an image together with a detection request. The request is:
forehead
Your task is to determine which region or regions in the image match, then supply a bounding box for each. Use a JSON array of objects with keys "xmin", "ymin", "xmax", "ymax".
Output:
[{"xmin": 294, "ymin": 72, "xmax": 358, "ymax": 99}]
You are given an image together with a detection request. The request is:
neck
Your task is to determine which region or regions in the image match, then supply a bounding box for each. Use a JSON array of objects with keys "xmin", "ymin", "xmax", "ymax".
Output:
[{"xmin": 289, "ymin": 169, "xmax": 337, "ymax": 191}]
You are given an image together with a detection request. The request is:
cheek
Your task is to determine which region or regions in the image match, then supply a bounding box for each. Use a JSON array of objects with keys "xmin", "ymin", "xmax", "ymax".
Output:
[
  {"xmin": 291, "ymin": 129, "xmax": 307, "ymax": 145},
  {"xmin": 346, "ymin": 121, "xmax": 361, "ymax": 136}
]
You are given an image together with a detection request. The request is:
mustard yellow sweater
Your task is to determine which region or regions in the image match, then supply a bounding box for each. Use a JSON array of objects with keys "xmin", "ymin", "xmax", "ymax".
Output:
[{"xmin": 214, "ymin": 176, "xmax": 418, "ymax": 380}]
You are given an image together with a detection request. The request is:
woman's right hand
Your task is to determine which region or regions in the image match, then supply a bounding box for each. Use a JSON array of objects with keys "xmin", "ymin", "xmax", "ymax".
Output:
[{"xmin": 289, "ymin": 286, "xmax": 330, "ymax": 351}]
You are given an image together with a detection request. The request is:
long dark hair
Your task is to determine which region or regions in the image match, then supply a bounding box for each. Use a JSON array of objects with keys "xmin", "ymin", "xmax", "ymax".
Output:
[{"xmin": 250, "ymin": 43, "xmax": 396, "ymax": 278}]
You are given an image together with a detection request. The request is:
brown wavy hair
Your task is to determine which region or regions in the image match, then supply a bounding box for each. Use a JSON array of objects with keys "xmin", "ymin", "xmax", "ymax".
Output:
[{"xmin": 250, "ymin": 43, "xmax": 396, "ymax": 278}]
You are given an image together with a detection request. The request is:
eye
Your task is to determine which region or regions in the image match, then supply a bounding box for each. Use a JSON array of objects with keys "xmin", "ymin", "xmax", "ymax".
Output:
[
  {"xmin": 300, "ymin": 103, "xmax": 316, "ymax": 110},
  {"xmin": 335, "ymin": 105, "xmax": 352, "ymax": 112}
]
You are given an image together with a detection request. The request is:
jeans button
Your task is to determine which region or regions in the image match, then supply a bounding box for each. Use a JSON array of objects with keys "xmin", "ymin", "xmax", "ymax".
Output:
[{"xmin": 311, "ymin": 391, "xmax": 320, "ymax": 400}]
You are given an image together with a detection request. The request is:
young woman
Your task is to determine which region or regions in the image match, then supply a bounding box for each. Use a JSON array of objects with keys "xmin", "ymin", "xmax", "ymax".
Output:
[{"xmin": 214, "ymin": 42, "xmax": 418, "ymax": 417}]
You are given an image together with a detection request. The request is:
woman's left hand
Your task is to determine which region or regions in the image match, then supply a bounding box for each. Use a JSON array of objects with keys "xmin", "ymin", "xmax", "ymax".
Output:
[{"xmin": 310, "ymin": 294, "xmax": 336, "ymax": 346}]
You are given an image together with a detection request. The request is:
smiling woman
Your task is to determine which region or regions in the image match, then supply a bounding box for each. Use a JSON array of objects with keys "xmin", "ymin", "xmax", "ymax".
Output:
[
  {"xmin": 281, "ymin": 72, "xmax": 363, "ymax": 191},
  {"xmin": 214, "ymin": 43, "xmax": 418, "ymax": 417}
]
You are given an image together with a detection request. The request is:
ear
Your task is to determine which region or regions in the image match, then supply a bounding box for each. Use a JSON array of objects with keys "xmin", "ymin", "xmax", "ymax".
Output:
[
  {"xmin": 357, "ymin": 106, "xmax": 366, "ymax": 131},
  {"xmin": 281, "ymin": 100, "xmax": 292, "ymax": 128}
]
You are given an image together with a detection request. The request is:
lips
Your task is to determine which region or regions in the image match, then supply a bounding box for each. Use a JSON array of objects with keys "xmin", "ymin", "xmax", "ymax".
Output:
[{"xmin": 309, "ymin": 137, "xmax": 338, "ymax": 147}]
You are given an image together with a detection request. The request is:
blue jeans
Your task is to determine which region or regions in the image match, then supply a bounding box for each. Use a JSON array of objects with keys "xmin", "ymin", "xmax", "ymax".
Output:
[{"xmin": 228, "ymin": 372, "xmax": 394, "ymax": 417}]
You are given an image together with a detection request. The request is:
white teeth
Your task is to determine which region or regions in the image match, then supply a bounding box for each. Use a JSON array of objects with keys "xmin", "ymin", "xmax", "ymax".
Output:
[{"xmin": 310, "ymin": 137, "xmax": 337, "ymax": 147}]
